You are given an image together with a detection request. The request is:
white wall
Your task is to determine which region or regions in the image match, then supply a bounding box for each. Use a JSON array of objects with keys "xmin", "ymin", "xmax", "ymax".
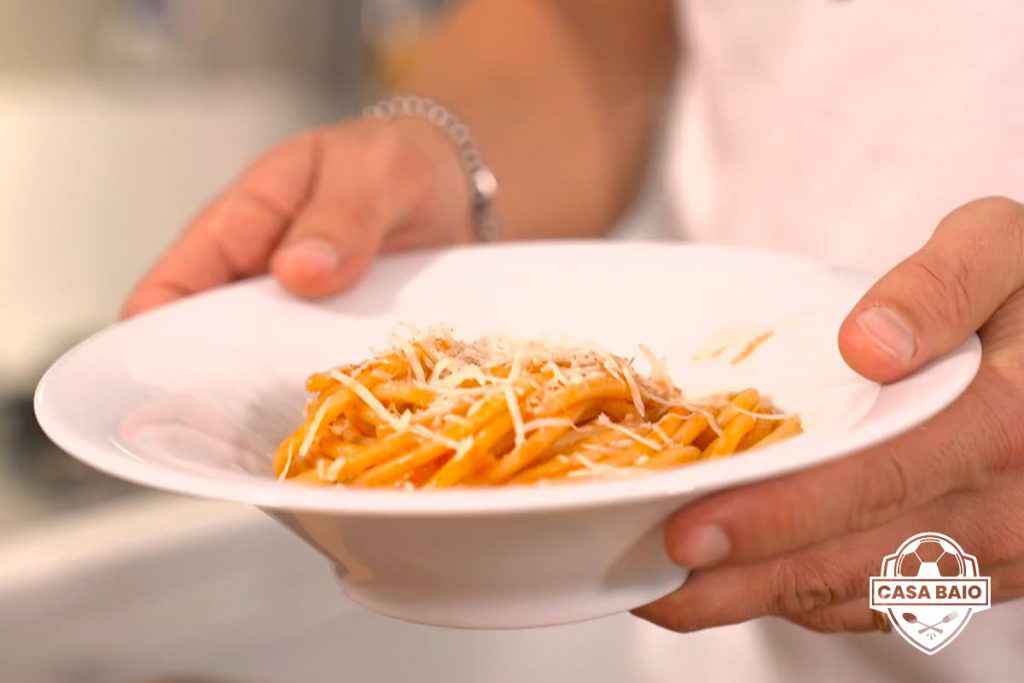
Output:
[{"xmin": 1, "ymin": 74, "xmax": 350, "ymax": 383}]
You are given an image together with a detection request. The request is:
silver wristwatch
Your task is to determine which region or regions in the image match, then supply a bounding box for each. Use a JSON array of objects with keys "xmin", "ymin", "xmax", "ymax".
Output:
[{"xmin": 363, "ymin": 95, "xmax": 500, "ymax": 242}]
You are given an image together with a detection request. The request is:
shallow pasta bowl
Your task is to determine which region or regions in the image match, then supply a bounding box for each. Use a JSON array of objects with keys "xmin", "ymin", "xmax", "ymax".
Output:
[{"xmin": 34, "ymin": 242, "xmax": 980, "ymax": 628}]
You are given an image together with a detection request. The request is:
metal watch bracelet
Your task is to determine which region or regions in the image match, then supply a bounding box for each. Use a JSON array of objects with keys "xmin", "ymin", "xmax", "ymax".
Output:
[{"xmin": 363, "ymin": 95, "xmax": 500, "ymax": 242}]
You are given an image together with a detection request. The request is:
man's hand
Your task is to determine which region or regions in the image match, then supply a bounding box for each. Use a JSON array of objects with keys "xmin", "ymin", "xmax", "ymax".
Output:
[
  {"xmin": 636, "ymin": 196, "xmax": 1024, "ymax": 633},
  {"xmin": 122, "ymin": 118, "xmax": 469, "ymax": 318},
  {"xmin": 122, "ymin": 0, "xmax": 680, "ymax": 320}
]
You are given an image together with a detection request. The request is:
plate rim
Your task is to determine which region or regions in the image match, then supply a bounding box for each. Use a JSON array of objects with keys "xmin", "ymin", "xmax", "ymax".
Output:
[{"xmin": 34, "ymin": 242, "xmax": 983, "ymax": 516}]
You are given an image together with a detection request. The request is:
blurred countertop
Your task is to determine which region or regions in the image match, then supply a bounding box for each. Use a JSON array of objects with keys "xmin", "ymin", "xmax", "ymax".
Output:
[
  {"xmin": 0, "ymin": 495, "xmax": 653, "ymax": 682},
  {"xmin": 0, "ymin": 494, "xmax": 757, "ymax": 683}
]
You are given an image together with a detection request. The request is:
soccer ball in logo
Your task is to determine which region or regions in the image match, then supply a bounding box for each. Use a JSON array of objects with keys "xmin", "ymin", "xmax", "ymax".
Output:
[{"xmin": 896, "ymin": 535, "xmax": 964, "ymax": 578}]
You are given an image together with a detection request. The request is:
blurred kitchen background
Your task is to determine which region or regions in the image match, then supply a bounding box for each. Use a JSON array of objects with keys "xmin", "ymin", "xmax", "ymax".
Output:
[
  {"xmin": 1, "ymin": 2, "xmax": 668, "ymax": 682},
  {"xmin": 1, "ymin": 0, "xmax": 430, "ymax": 529}
]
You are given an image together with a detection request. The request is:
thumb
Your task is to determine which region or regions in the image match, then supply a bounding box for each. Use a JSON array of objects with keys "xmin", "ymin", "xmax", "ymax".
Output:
[
  {"xmin": 839, "ymin": 196, "xmax": 1024, "ymax": 383},
  {"xmin": 270, "ymin": 121, "xmax": 458, "ymax": 298}
]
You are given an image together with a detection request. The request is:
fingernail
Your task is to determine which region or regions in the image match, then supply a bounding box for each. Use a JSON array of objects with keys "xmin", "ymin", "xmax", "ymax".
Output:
[
  {"xmin": 276, "ymin": 238, "xmax": 339, "ymax": 276},
  {"xmin": 668, "ymin": 524, "xmax": 731, "ymax": 568},
  {"xmin": 855, "ymin": 307, "xmax": 916, "ymax": 366}
]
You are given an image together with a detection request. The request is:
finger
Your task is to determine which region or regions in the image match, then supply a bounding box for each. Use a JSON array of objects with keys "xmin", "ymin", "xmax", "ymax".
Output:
[
  {"xmin": 122, "ymin": 132, "xmax": 319, "ymax": 317},
  {"xmin": 839, "ymin": 196, "xmax": 1024, "ymax": 383},
  {"xmin": 789, "ymin": 599, "xmax": 884, "ymax": 634},
  {"xmin": 633, "ymin": 538, "xmax": 882, "ymax": 633},
  {"xmin": 639, "ymin": 483, "xmax": 1024, "ymax": 633},
  {"xmin": 663, "ymin": 379, "xmax": 1001, "ymax": 570},
  {"xmin": 270, "ymin": 120, "xmax": 461, "ymax": 298}
]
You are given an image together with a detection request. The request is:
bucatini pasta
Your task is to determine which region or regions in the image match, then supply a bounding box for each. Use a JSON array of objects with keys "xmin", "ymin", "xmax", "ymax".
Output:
[{"xmin": 273, "ymin": 329, "xmax": 801, "ymax": 488}]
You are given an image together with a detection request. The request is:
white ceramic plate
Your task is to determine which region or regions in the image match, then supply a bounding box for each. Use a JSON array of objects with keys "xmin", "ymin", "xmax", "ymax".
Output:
[{"xmin": 35, "ymin": 242, "xmax": 980, "ymax": 628}]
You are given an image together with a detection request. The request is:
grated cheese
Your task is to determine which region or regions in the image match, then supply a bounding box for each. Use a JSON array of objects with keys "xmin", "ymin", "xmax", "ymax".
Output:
[
  {"xmin": 601, "ymin": 356, "xmax": 623, "ymax": 382},
  {"xmin": 504, "ymin": 385, "xmax": 526, "ymax": 450},
  {"xmin": 442, "ymin": 414, "xmax": 472, "ymax": 427},
  {"xmin": 544, "ymin": 360, "xmax": 568, "ymax": 386},
  {"xmin": 467, "ymin": 397, "xmax": 487, "ymax": 417},
  {"xmin": 508, "ymin": 347, "xmax": 525, "ymax": 383},
  {"xmin": 325, "ymin": 456, "xmax": 346, "ymax": 482},
  {"xmin": 617, "ymin": 358, "xmax": 646, "ymax": 418},
  {"xmin": 298, "ymin": 392, "xmax": 342, "ymax": 459},
  {"xmin": 567, "ymin": 454, "xmax": 638, "ymax": 478},
  {"xmin": 440, "ymin": 365, "xmax": 498, "ymax": 389},
  {"xmin": 521, "ymin": 417, "xmax": 577, "ymax": 433},
  {"xmin": 596, "ymin": 414, "xmax": 663, "ymax": 451},
  {"xmin": 731, "ymin": 405, "xmax": 794, "ymax": 421},
  {"xmin": 330, "ymin": 370, "xmax": 408, "ymax": 434},
  {"xmin": 683, "ymin": 403, "xmax": 724, "ymax": 436},
  {"xmin": 419, "ymin": 338, "xmax": 441, "ymax": 364},
  {"xmin": 278, "ymin": 439, "xmax": 297, "ymax": 481},
  {"xmin": 282, "ymin": 328, "xmax": 765, "ymax": 486},
  {"xmin": 410, "ymin": 425, "xmax": 462, "ymax": 451},
  {"xmin": 428, "ymin": 356, "xmax": 453, "ymax": 384},
  {"xmin": 638, "ymin": 344, "xmax": 671, "ymax": 388},
  {"xmin": 651, "ymin": 423, "xmax": 672, "ymax": 446},
  {"xmin": 647, "ymin": 394, "xmax": 725, "ymax": 437},
  {"xmin": 450, "ymin": 437, "xmax": 475, "ymax": 462},
  {"xmin": 400, "ymin": 342, "xmax": 426, "ymax": 383}
]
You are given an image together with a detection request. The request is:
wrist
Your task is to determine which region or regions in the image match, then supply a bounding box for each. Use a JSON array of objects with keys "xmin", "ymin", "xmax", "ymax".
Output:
[
  {"xmin": 364, "ymin": 96, "xmax": 499, "ymax": 244},
  {"xmin": 395, "ymin": 117, "xmax": 475, "ymax": 245}
]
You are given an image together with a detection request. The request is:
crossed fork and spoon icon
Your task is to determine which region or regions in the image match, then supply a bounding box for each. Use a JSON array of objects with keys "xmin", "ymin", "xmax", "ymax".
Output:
[{"xmin": 902, "ymin": 611, "xmax": 959, "ymax": 636}]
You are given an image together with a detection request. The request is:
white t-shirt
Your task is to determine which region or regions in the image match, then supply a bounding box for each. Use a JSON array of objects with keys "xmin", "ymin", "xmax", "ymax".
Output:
[
  {"xmin": 666, "ymin": 1, "xmax": 1024, "ymax": 275},
  {"xmin": 660, "ymin": 1, "xmax": 1024, "ymax": 678}
]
